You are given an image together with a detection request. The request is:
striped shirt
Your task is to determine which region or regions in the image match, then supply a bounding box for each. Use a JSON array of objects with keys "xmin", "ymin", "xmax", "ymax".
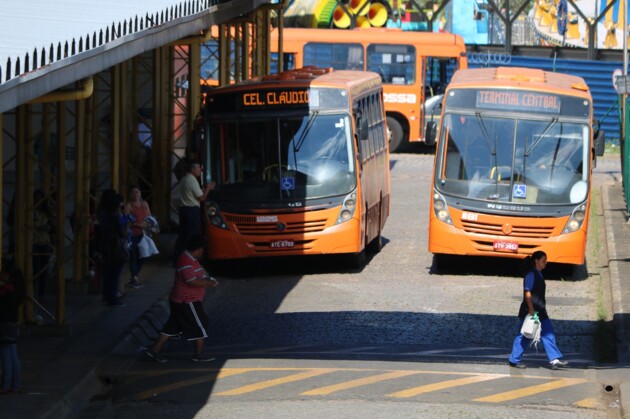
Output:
[{"xmin": 170, "ymin": 251, "xmax": 208, "ymax": 303}]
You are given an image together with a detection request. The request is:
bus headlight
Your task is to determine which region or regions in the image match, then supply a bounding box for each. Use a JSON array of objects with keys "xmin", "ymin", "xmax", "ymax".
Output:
[
  {"xmin": 562, "ymin": 204, "xmax": 586, "ymax": 234},
  {"xmin": 206, "ymin": 202, "xmax": 228, "ymax": 230},
  {"xmin": 433, "ymin": 191, "xmax": 453, "ymax": 225},
  {"xmin": 336, "ymin": 192, "xmax": 357, "ymax": 225}
]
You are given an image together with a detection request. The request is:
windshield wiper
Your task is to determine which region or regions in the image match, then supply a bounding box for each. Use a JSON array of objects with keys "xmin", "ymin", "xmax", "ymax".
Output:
[
  {"xmin": 525, "ymin": 118, "xmax": 558, "ymax": 156},
  {"xmin": 294, "ymin": 111, "xmax": 319, "ymax": 153}
]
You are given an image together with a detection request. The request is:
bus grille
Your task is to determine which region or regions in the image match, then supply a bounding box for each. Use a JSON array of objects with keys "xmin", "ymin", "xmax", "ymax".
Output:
[
  {"xmin": 224, "ymin": 215, "xmax": 328, "ymax": 236},
  {"xmin": 461, "ymin": 220, "xmax": 555, "ymax": 238}
]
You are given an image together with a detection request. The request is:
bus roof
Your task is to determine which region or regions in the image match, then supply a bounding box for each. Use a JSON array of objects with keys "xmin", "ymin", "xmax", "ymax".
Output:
[
  {"xmin": 208, "ymin": 67, "xmax": 383, "ymax": 98},
  {"xmin": 272, "ymin": 27, "xmax": 466, "ymax": 49},
  {"xmin": 448, "ymin": 67, "xmax": 591, "ymax": 99}
]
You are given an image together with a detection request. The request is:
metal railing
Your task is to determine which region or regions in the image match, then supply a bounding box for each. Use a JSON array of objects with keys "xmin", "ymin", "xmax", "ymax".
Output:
[{"xmin": 0, "ymin": 0, "xmax": 228, "ymax": 85}]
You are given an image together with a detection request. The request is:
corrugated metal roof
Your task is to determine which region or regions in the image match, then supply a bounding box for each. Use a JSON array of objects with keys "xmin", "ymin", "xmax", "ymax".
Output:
[
  {"xmin": 0, "ymin": 0, "xmax": 275, "ymax": 112},
  {"xmin": 0, "ymin": 1, "xmax": 185, "ymax": 71}
]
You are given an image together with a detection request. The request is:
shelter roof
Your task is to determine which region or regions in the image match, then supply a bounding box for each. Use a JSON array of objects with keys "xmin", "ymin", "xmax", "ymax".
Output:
[{"xmin": 0, "ymin": 0, "xmax": 274, "ymax": 113}]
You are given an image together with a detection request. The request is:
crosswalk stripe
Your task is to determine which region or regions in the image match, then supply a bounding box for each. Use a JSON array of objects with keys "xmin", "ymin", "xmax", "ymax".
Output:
[
  {"xmin": 302, "ymin": 371, "xmax": 422, "ymax": 395},
  {"xmin": 388, "ymin": 373, "xmax": 504, "ymax": 398},
  {"xmin": 215, "ymin": 369, "xmax": 338, "ymax": 396},
  {"xmin": 132, "ymin": 368, "xmax": 251, "ymax": 400},
  {"xmin": 473, "ymin": 378, "xmax": 587, "ymax": 402}
]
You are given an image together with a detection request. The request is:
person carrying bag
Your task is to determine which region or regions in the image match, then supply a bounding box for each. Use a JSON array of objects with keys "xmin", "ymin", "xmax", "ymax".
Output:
[{"xmin": 508, "ymin": 251, "xmax": 569, "ymax": 370}]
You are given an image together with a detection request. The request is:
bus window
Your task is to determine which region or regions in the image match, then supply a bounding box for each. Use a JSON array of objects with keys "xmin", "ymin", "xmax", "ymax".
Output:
[
  {"xmin": 304, "ymin": 43, "xmax": 364, "ymax": 70},
  {"xmin": 271, "ymin": 52, "xmax": 296, "ymax": 73},
  {"xmin": 425, "ymin": 57, "xmax": 458, "ymax": 96},
  {"xmin": 367, "ymin": 44, "xmax": 415, "ymax": 85}
]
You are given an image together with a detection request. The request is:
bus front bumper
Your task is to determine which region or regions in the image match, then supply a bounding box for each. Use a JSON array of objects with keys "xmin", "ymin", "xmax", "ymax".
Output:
[
  {"xmin": 428, "ymin": 219, "xmax": 587, "ymax": 265},
  {"xmin": 206, "ymin": 218, "xmax": 362, "ymax": 260}
]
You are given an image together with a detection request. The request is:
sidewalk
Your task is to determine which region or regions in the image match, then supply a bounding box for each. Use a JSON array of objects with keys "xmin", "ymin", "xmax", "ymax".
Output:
[
  {"xmin": 0, "ymin": 235, "xmax": 177, "ymax": 419},
  {"xmin": 599, "ymin": 177, "xmax": 630, "ymax": 417}
]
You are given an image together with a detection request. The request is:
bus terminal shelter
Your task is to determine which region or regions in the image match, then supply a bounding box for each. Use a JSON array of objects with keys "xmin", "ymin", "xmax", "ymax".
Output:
[{"xmin": 0, "ymin": 0, "xmax": 285, "ymax": 326}]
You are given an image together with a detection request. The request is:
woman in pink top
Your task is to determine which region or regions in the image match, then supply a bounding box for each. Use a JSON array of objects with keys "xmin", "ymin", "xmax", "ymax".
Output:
[{"xmin": 125, "ymin": 186, "xmax": 152, "ymax": 288}]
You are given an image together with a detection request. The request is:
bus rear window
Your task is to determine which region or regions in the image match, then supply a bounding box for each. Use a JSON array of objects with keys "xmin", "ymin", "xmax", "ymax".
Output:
[
  {"xmin": 304, "ymin": 43, "xmax": 364, "ymax": 71},
  {"xmin": 367, "ymin": 44, "xmax": 415, "ymax": 85}
]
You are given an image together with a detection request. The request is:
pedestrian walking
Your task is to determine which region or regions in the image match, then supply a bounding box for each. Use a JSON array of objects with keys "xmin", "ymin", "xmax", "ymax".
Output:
[
  {"xmin": 125, "ymin": 185, "xmax": 152, "ymax": 289},
  {"xmin": 146, "ymin": 235, "xmax": 219, "ymax": 363},
  {"xmin": 172, "ymin": 161, "xmax": 214, "ymax": 266},
  {"xmin": 508, "ymin": 250, "xmax": 569, "ymax": 370}
]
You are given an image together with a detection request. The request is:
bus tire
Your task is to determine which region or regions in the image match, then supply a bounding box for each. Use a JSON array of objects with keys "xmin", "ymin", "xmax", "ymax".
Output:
[
  {"xmin": 347, "ymin": 250, "xmax": 367, "ymax": 269},
  {"xmin": 432, "ymin": 254, "xmax": 449, "ymax": 273},
  {"xmin": 387, "ymin": 116, "xmax": 404, "ymax": 153},
  {"xmin": 566, "ymin": 261, "xmax": 589, "ymax": 281},
  {"xmin": 366, "ymin": 233, "xmax": 382, "ymax": 253}
]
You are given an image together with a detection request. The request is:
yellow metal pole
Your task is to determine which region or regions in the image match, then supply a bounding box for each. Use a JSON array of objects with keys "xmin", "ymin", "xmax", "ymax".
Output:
[
  {"xmin": 56, "ymin": 102, "xmax": 66, "ymax": 325},
  {"xmin": 73, "ymin": 99, "xmax": 86, "ymax": 283},
  {"xmin": 16, "ymin": 105, "xmax": 34, "ymax": 322},
  {"xmin": 111, "ymin": 67, "xmax": 122, "ymax": 191}
]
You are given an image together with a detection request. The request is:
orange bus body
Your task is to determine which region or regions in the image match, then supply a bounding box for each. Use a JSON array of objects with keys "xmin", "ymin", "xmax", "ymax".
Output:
[
  {"xmin": 429, "ymin": 67, "xmax": 597, "ymax": 266},
  {"xmin": 201, "ymin": 67, "xmax": 390, "ymax": 262},
  {"xmin": 269, "ymin": 28, "xmax": 468, "ymax": 152}
]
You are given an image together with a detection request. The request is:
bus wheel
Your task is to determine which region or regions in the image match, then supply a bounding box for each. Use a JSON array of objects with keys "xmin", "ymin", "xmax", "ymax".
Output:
[
  {"xmin": 431, "ymin": 254, "xmax": 449, "ymax": 273},
  {"xmin": 387, "ymin": 117, "xmax": 404, "ymax": 153},
  {"xmin": 366, "ymin": 233, "xmax": 383, "ymax": 253},
  {"xmin": 566, "ymin": 261, "xmax": 589, "ymax": 281},
  {"xmin": 347, "ymin": 250, "xmax": 367, "ymax": 270}
]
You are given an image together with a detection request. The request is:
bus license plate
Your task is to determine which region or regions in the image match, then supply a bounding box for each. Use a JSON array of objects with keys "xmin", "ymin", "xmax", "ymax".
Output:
[
  {"xmin": 493, "ymin": 240, "xmax": 518, "ymax": 252},
  {"xmin": 270, "ymin": 239, "xmax": 294, "ymax": 248}
]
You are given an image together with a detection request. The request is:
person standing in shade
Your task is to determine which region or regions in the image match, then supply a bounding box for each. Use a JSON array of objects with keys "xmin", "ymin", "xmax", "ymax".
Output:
[
  {"xmin": 508, "ymin": 251, "xmax": 569, "ymax": 370},
  {"xmin": 125, "ymin": 186, "xmax": 152, "ymax": 289},
  {"xmin": 100, "ymin": 193, "xmax": 128, "ymax": 307},
  {"xmin": 0, "ymin": 268, "xmax": 25, "ymax": 394},
  {"xmin": 172, "ymin": 161, "xmax": 214, "ymax": 266},
  {"xmin": 146, "ymin": 235, "xmax": 219, "ymax": 363}
]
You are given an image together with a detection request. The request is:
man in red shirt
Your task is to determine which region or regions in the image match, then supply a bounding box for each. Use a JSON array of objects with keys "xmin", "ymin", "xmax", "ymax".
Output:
[{"xmin": 146, "ymin": 235, "xmax": 219, "ymax": 362}]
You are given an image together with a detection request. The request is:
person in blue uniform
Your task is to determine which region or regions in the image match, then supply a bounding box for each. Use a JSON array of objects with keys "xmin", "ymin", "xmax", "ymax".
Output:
[{"xmin": 508, "ymin": 250, "xmax": 569, "ymax": 370}]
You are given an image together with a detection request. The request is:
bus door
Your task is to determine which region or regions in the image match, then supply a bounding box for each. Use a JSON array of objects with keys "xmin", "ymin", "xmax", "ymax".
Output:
[{"xmin": 424, "ymin": 57, "xmax": 459, "ymax": 137}]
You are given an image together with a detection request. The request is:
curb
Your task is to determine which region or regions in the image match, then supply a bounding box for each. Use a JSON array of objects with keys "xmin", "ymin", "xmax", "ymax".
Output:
[{"xmin": 40, "ymin": 286, "xmax": 172, "ymax": 419}]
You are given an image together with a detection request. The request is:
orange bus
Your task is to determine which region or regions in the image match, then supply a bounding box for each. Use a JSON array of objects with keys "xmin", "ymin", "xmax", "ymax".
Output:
[
  {"xmin": 269, "ymin": 27, "xmax": 468, "ymax": 152},
  {"xmin": 199, "ymin": 67, "xmax": 390, "ymax": 266},
  {"xmin": 426, "ymin": 67, "xmax": 605, "ymax": 272}
]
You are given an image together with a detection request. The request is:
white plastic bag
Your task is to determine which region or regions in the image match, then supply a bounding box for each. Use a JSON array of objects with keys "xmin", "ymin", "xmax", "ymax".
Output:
[
  {"xmin": 137, "ymin": 233, "xmax": 159, "ymax": 259},
  {"xmin": 520, "ymin": 313, "xmax": 541, "ymax": 347}
]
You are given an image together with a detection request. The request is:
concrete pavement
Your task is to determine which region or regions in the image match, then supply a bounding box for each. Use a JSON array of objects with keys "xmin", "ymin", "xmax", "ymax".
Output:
[{"xmin": 0, "ymin": 157, "xmax": 629, "ymax": 418}]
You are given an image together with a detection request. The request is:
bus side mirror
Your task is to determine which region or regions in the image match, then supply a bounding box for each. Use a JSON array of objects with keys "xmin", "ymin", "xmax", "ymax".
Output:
[
  {"xmin": 593, "ymin": 128, "xmax": 605, "ymax": 157},
  {"xmin": 425, "ymin": 121, "xmax": 437, "ymax": 146}
]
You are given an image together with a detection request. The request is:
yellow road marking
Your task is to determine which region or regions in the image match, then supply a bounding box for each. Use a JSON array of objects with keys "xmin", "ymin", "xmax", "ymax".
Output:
[
  {"xmin": 215, "ymin": 369, "xmax": 338, "ymax": 396},
  {"xmin": 474, "ymin": 378, "xmax": 587, "ymax": 403},
  {"xmin": 388, "ymin": 374, "xmax": 504, "ymax": 398},
  {"xmin": 302, "ymin": 371, "xmax": 422, "ymax": 396},
  {"xmin": 133, "ymin": 368, "xmax": 251, "ymax": 400},
  {"xmin": 575, "ymin": 397, "xmax": 603, "ymax": 409}
]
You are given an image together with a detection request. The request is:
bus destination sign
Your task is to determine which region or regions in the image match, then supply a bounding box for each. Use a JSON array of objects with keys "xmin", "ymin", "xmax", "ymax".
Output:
[
  {"xmin": 242, "ymin": 89, "xmax": 311, "ymax": 107},
  {"xmin": 476, "ymin": 90, "xmax": 561, "ymax": 114}
]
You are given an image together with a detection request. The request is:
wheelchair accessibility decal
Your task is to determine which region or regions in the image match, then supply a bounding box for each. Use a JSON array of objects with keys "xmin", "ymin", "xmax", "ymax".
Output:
[
  {"xmin": 513, "ymin": 184, "xmax": 526, "ymax": 199},
  {"xmin": 282, "ymin": 176, "xmax": 295, "ymax": 191}
]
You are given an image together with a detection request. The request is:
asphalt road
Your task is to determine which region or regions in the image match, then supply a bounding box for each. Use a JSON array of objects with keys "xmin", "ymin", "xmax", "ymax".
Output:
[{"xmin": 78, "ymin": 150, "xmax": 620, "ymax": 418}]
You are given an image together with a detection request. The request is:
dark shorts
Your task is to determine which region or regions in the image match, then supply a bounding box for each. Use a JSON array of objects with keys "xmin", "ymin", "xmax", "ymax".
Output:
[{"xmin": 161, "ymin": 300, "xmax": 209, "ymax": 341}]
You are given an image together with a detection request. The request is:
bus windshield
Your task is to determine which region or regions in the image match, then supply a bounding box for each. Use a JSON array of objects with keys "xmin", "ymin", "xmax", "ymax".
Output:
[
  {"xmin": 437, "ymin": 113, "xmax": 589, "ymax": 205},
  {"xmin": 208, "ymin": 113, "xmax": 356, "ymax": 202}
]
